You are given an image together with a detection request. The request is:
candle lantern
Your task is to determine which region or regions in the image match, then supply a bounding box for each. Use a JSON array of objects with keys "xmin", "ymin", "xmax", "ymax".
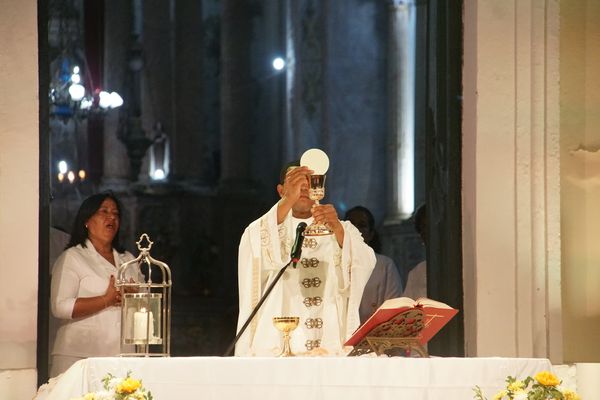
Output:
[{"xmin": 117, "ymin": 233, "xmax": 172, "ymax": 356}]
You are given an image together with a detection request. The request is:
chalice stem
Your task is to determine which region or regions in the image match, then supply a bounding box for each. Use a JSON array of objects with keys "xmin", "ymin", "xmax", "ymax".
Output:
[{"xmin": 281, "ymin": 332, "xmax": 293, "ymax": 357}]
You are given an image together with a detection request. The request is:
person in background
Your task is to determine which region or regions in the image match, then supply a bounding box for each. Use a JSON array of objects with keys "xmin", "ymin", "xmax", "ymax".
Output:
[
  {"xmin": 235, "ymin": 160, "xmax": 375, "ymax": 356},
  {"xmin": 345, "ymin": 206, "xmax": 404, "ymax": 324},
  {"xmin": 50, "ymin": 192, "xmax": 139, "ymax": 377},
  {"xmin": 403, "ymin": 204, "xmax": 427, "ymax": 300}
]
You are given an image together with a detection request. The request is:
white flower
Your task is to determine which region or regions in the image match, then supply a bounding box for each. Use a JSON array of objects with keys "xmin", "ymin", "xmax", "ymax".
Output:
[
  {"xmin": 107, "ymin": 377, "xmax": 120, "ymax": 389},
  {"xmin": 75, "ymin": 371, "xmax": 151, "ymax": 400},
  {"xmin": 94, "ymin": 390, "xmax": 113, "ymax": 400},
  {"xmin": 513, "ymin": 393, "xmax": 528, "ymax": 400}
]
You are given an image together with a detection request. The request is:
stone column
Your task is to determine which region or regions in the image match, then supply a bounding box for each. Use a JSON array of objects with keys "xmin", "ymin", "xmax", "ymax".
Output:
[
  {"xmin": 251, "ymin": 0, "xmax": 285, "ymax": 188},
  {"xmin": 283, "ymin": 0, "xmax": 296, "ymax": 163},
  {"xmin": 385, "ymin": 0, "xmax": 416, "ymax": 224},
  {"xmin": 218, "ymin": 0, "xmax": 266, "ymax": 302},
  {"xmin": 171, "ymin": 0, "xmax": 204, "ymax": 183},
  {"xmin": 381, "ymin": 0, "xmax": 422, "ymax": 289},
  {"xmin": 220, "ymin": 0, "xmax": 254, "ymax": 188},
  {"xmin": 102, "ymin": 0, "xmax": 132, "ymax": 189},
  {"xmin": 462, "ymin": 0, "xmax": 561, "ymax": 361},
  {"xmin": 140, "ymin": 0, "xmax": 205, "ymax": 184},
  {"xmin": 139, "ymin": 0, "xmax": 171, "ymax": 183}
]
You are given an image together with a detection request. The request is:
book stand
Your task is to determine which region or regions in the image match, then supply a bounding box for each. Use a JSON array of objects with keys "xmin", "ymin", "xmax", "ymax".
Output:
[
  {"xmin": 366, "ymin": 337, "xmax": 428, "ymax": 357},
  {"xmin": 347, "ymin": 308, "xmax": 428, "ymax": 357}
]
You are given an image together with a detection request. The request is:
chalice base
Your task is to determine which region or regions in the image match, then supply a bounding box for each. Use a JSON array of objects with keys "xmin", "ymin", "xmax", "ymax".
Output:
[
  {"xmin": 303, "ymin": 222, "xmax": 333, "ymax": 236},
  {"xmin": 278, "ymin": 342, "xmax": 296, "ymax": 357}
]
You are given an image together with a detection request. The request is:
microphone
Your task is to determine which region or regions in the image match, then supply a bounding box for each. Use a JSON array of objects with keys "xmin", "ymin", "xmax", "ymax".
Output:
[{"xmin": 290, "ymin": 222, "xmax": 308, "ymax": 268}]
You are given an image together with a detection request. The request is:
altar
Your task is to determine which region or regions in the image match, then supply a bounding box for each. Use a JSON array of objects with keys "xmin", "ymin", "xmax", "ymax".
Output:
[{"xmin": 39, "ymin": 356, "xmax": 553, "ymax": 400}]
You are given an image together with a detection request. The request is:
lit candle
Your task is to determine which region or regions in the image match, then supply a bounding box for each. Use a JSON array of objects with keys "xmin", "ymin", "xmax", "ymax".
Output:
[{"xmin": 133, "ymin": 307, "xmax": 154, "ymax": 341}]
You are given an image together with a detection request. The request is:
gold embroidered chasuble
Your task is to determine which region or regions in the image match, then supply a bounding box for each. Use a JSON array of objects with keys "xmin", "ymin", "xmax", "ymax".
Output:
[{"xmin": 235, "ymin": 202, "xmax": 375, "ymax": 356}]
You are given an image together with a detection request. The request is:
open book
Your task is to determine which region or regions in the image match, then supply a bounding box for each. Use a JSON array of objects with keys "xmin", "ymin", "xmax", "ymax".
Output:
[{"xmin": 344, "ymin": 297, "xmax": 458, "ymax": 350}]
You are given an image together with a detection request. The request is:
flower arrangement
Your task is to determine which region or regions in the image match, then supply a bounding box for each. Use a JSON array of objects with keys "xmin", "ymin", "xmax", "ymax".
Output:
[
  {"xmin": 473, "ymin": 370, "xmax": 580, "ymax": 400},
  {"xmin": 71, "ymin": 371, "xmax": 153, "ymax": 400}
]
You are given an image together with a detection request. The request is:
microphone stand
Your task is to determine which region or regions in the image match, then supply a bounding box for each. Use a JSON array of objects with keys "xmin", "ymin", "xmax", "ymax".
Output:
[{"xmin": 223, "ymin": 258, "xmax": 295, "ymax": 356}]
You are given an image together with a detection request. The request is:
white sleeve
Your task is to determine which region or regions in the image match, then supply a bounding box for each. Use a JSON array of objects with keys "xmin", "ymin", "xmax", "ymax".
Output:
[
  {"xmin": 235, "ymin": 225, "xmax": 259, "ymax": 356},
  {"xmin": 235, "ymin": 203, "xmax": 291, "ymax": 356},
  {"xmin": 50, "ymin": 250, "xmax": 79, "ymax": 320},
  {"xmin": 339, "ymin": 221, "xmax": 376, "ymax": 338},
  {"xmin": 382, "ymin": 256, "xmax": 404, "ymax": 299}
]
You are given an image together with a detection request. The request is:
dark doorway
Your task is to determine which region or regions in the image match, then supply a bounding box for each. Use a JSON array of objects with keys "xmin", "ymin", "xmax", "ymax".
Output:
[{"xmin": 423, "ymin": 0, "xmax": 464, "ymax": 356}]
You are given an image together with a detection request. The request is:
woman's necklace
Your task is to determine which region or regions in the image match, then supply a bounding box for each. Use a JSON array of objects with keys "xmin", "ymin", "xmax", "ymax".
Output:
[{"xmin": 98, "ymin": 248, "xmax": 115, "ymax": 266}]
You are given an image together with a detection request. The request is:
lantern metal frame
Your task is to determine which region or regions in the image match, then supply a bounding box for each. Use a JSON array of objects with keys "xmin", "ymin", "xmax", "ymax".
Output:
[{"xmin": 116, "ymin": 233, "xmax": 172, "ymax": 357}]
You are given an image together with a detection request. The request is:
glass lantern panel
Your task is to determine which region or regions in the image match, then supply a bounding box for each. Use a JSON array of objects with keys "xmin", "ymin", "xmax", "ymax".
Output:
[{"xmin": 122, "ymin": 293, "xmax": 163, "ymax": 345}]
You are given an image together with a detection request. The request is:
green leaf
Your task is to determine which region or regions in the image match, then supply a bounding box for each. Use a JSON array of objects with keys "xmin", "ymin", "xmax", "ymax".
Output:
[{"xmin": 472, "ymin": 385, "xmax": 487, "ymax": 400}]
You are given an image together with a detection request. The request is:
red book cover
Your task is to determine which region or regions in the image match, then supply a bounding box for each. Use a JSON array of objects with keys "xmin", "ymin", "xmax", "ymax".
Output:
[{"xmin": 344, "ymin": 297, "xmax": 458, "ymax": 347}]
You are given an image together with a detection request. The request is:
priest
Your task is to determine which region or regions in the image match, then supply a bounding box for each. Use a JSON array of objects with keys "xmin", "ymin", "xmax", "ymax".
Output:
[{"xmin": 235, "ymin": 160, "xmax": 375, "ymax": 356}]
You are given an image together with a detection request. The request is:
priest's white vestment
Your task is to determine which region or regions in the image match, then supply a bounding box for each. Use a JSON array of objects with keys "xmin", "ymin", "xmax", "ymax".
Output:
[{"xmin": 235, "ymin": 202, "xmax": 375, "ymax": 356}]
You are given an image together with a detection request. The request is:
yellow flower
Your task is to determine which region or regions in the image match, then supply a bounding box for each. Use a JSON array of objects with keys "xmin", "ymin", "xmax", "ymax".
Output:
[
  {"xmin": 472, "ymin": 371, "xmax": 580, "ymax": 400},
  {"xmin": 534, "ymin": 371, "xmax": 560, "ymax": 386},
  {"xmin": 116, "ymin": 377, "xmax": 142, "ymax": 394},
  {"xmin": 83, "ymin": 393, "xmax": 97, "ymax": 400},
  {"xmin": 507, "ymin": 380, "xmax": 525, "ymax": 392},
  {"xmin": 562, "ymin": 389, "xmax": 581, "ymax": 400}
]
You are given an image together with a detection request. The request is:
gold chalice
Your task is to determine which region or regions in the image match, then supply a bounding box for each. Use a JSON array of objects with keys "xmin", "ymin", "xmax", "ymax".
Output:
[
  {"xmin": 273, "ymin": 316, "xmax": 300, "ymax": 357},
  {"xmin": 300, "ymin": 148, "xmax": 333, "ymax": 237},
  {"xmin": 303, "ymin": 174, "xmax": 333, "ymax": 236}
]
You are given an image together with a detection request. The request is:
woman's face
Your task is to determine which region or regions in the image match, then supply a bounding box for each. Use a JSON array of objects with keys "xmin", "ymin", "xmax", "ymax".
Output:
[{"xmin": 86, "ymin": 198, "xmax": 120, "ymax": 246}]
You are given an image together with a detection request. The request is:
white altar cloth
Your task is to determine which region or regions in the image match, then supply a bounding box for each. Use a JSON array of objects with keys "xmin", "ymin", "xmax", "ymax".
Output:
[{"xmin": 40, "ymin": 356, "xmax": 553, "ymax": 400}]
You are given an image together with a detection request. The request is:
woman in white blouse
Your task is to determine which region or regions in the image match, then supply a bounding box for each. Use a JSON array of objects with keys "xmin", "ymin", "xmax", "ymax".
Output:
[{"xmin": 50, "ymin": 192, "xmax": 136, "ymax": 377}]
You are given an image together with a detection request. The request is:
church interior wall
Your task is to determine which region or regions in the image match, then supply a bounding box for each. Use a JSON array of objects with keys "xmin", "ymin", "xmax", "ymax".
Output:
[
  {"xmin": 559, "ymin": 0, "xmax": 600, "ymax": 363},
  {"xmin": 0, "ymin": 1, "xmax": 39, "ymax": 398}
]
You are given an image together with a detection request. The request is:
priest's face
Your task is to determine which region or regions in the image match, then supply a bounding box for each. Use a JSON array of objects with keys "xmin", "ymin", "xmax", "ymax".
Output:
[
  {"xmin": 291, "ymin": 185, "xmax": 314, "ymax": 217},
  {"xmin": 277, "ymin": 166, "xmax": 314, "ymax": 218}
]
